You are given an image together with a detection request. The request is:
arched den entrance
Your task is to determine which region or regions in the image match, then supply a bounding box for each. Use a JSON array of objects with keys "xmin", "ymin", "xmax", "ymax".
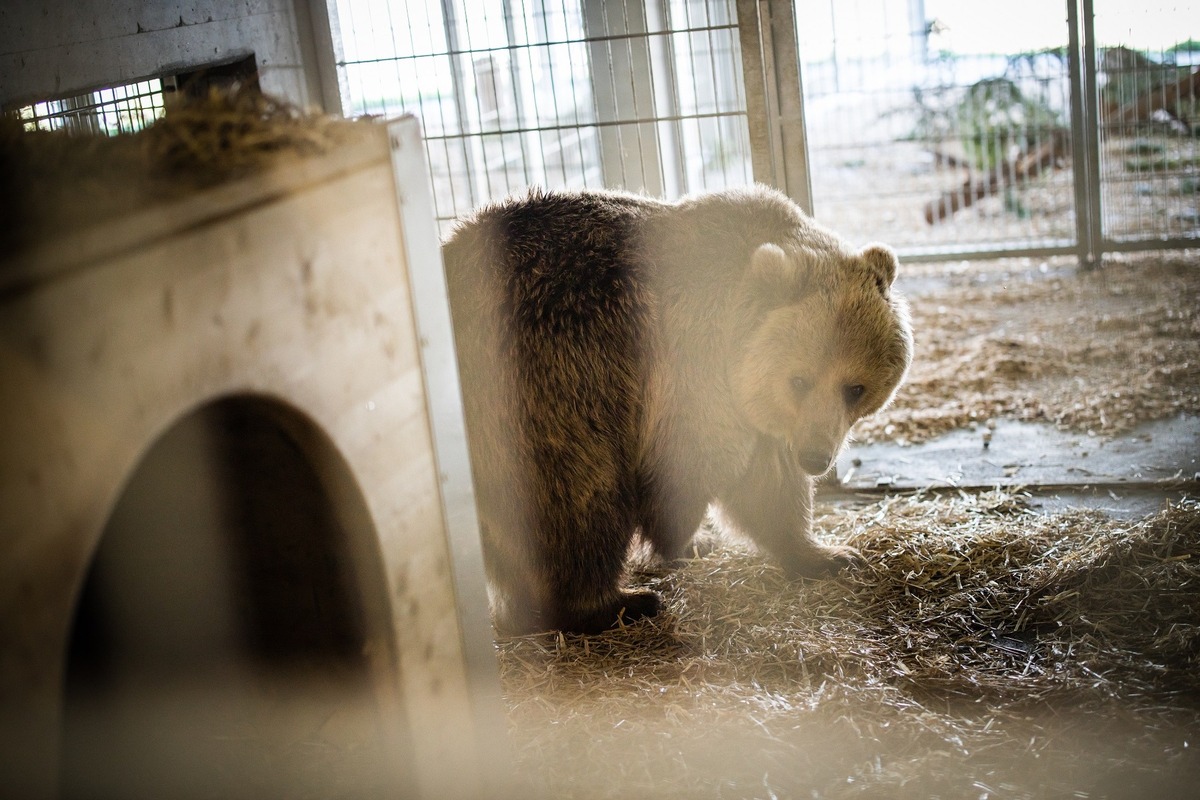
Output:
[{"xmin": 60, "ymin": 395, "xmax": 410, "ymax": 799}]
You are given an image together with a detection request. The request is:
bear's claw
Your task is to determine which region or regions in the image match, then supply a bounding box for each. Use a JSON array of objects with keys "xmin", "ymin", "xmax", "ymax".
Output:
[
  {"xmin": 782, "ymin": 543, "xmax": 864, "ymax": 579},
  {"xmin": 551, "ymin": 589, "xmax": 662, "ymax": 634}
]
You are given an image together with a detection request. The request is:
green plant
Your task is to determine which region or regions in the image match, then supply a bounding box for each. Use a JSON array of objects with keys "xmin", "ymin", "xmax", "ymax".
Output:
[{"xmin": 955, "ymin": 76, "xmax": 1062, "ymax": 171}]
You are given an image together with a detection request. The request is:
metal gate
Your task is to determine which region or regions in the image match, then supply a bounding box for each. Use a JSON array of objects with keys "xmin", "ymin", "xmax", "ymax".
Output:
[
  {"xmin": 1085, "ymin": 0, "xmax": 1199, "ymax": 255},
  {"xmin": 328, "ymin": 0, "xmax": 1197, "ymax": 262},
  {"xmin": 792, "ymin": 0, "xmax": 1198, "ymax": 264}
]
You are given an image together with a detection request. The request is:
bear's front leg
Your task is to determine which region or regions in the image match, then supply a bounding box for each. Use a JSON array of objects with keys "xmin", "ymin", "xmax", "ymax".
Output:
[{"xmin": 716, "ymin": 437, "xmax": 861, "ymax": 578}]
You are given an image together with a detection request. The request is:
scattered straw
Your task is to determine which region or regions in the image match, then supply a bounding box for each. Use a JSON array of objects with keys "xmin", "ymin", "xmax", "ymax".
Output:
[
  {"xmin": 137, "ymin": 87, "xmax": 345, "ymax": 181},
  {"xmin": 497, "ymin": 493, "xmax": 1200, "ymax": 799},
  {"xmin": 854, "ymin": 252, "xmax": 1200, "ymax": 445},
  {"xmin": 2, "ymin": 88, "xmax": 349, "ymax": 252}
]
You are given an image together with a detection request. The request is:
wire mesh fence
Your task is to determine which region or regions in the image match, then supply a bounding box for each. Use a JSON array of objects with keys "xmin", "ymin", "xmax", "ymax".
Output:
[
  {"xmin": 332, "ymin": 0, "xmax": 753, "ymax": 234},
  {"xmin": 795, "ymin": 1, "xmax": 1080, "ymax": 256},
  {"xmin": 10, "ymin": 2, "xmax": 1188, "ymax": 260},
  {"xmin": 1093, "ymin": 1, "xmax": 1199, "ymax": 246},
  {"xmin": 794, "ymin": 0, "xmax": 1197, "ymax": 257},
  {"xmin": 331, "ymin": 0, "xmax": 1196, "ymax": 257},
  {"xmin": 9, "ymin": 79, "xmax": 167, "ymax": 136}
]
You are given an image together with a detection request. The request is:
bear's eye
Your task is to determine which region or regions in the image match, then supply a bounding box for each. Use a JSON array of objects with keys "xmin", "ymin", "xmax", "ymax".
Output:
[
  {"xmin": 790, "ymin": 376, "xmax": 813, "ymax": 398},
  {"xmin": 843, "ymin": 384, "xmax": 866, "ymax": 406}
]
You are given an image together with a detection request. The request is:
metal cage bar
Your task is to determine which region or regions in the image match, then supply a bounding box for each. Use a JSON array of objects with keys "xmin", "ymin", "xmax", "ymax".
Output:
[
  {"xmin": 1068, "ymin": 0, "xmax": 1099, "ymax": 267},
  {"xmin": 331, "ymin": 0, "xmax": 755, "ymax": 234}
]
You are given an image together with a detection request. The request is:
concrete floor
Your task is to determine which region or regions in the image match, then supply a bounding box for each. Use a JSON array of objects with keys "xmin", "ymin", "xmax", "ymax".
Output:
[{"xmin": 830, "ymin": 414, "xmax": 1200, "ymax": 518}]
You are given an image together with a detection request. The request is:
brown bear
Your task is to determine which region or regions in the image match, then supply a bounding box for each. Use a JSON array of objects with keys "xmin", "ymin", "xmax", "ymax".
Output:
[{"xmin": 441, "ymin": 185, "xmax": 912, "ymax": 635}]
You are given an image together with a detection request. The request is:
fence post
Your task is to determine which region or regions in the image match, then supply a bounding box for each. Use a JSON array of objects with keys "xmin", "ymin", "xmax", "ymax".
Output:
[
  {"xmin": 1067, "ymin": 0, "xmax": 1104, "ymax": 268},
  {"xmin": 736, "ymin": 0, "xmax": 814, "ymax": 215}
]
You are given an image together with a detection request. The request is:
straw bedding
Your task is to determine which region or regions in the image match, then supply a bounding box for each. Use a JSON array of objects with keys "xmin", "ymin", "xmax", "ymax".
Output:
[
  {"xmin": 853, "ymin": 252, "xmax": 1200, "ymax": 445},
  {"xmin": 495, "ymin": 251, "xmax": 1199, "ymax": 799},
  {"xmin": 498, "ymin": 492, "xmax": 1200, "ymax": 799},
  {"xmin": 2, "ymin": 88, "xmax": 348, "ymax": 252}
]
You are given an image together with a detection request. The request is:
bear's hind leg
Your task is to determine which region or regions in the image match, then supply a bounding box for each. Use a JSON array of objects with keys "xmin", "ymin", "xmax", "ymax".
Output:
[{"xmin": 537, "ymin": 497, "xmax": 661, "ymax": 634}]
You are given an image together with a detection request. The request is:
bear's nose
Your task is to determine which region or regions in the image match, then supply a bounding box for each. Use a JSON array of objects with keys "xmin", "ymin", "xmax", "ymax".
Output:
[{"xmin": 796, "ymin": 449, "xmax": 835, "ymax": 475}]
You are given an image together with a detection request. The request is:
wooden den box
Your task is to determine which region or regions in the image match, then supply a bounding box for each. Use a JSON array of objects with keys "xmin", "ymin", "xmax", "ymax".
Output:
[{"xmin": 0, "ymin": 115, "xmax": 503, "ymax": 799}]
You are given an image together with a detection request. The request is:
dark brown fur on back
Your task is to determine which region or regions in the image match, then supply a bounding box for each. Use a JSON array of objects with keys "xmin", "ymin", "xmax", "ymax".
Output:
[{"xmin": 442, "ymin": 186, "xmax": 911, "ymax": 634}]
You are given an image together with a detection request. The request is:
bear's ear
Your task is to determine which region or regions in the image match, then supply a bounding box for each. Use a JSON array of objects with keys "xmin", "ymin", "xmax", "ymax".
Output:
[
  {"xmin": 860, "ymin": 244, "xmax": 898, "ymax": 296},
  {"xmin": 749, "ymin": 243, "xmax": 795, "ymax": 296}
]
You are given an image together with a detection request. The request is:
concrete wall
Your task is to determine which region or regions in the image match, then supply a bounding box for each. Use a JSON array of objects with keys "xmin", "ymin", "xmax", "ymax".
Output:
[{"xmin": 0, "ymin": 0, "xmax": 339, "ymax": 110}]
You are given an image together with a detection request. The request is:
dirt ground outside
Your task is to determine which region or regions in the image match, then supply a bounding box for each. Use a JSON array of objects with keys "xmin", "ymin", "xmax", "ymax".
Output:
[{"xmin": 855, "ymin": 250, "xmax": 1200, "ymax": 447}]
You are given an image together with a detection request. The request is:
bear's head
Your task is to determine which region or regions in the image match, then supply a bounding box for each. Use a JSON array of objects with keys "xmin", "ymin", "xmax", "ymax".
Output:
[{"xmin": 732, "ymin": 241, "xmax": 912, "ymax": 475}]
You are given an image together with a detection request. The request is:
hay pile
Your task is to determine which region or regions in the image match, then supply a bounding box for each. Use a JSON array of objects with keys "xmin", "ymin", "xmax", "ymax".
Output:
[
  {"xmin": 498, "ymin": 492, "xmax": 1200, "ymax": 799},
  {"xmin": 854, "ymin": 252, "xmax": 1200, "ymax": 445},
  {"xmin": 1, "ymin": 89, "xmax": 348, "ymax": 252}
]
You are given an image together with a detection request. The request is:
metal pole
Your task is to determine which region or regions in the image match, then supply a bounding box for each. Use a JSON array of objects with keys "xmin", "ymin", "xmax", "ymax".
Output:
[
  {"xmin": 1067, "ymin": 0, "xmax": 1093, "ymax": 267},
  {"xmin": 908, "ymin": 0, "xmax": 927, "ymax": 65},
  {"xmin": 501, "ymin": 0, "xmax": 544, "ymax": 188},
  {"xmin": 736, "ymin": 0, "xmax": 776, "ymax": 189},
  {"xmin": 441, "ymin": 0, "xmax": 485, "ymax": 208},
  {"xmin": 772, "ymin": 0, "xmax": 814, "ymax": 214},
  {"xmin": 646, "ymin": 0, "xmax": 684, "ymax": 198},
  {"xmin": 1079, "ymin": 0, "xmax": 1104, "ymax": 265}
]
